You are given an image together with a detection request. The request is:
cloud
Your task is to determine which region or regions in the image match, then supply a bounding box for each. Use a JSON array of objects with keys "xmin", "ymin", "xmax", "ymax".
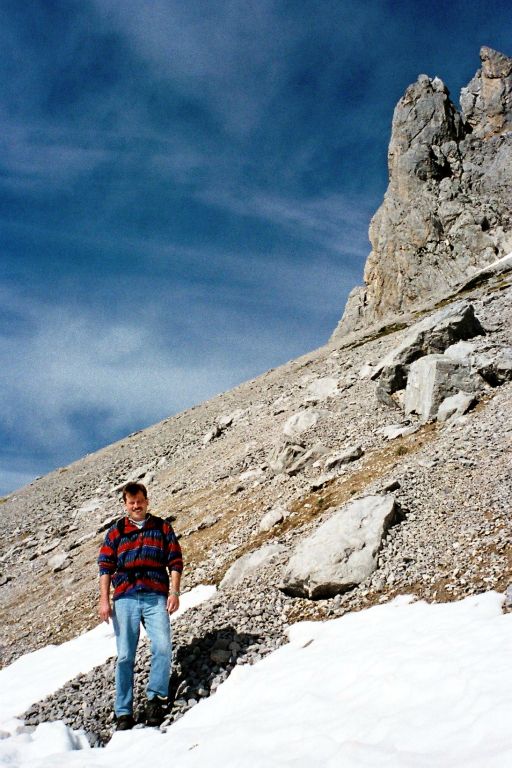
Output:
[
  {"xmin": 0, "ymin": 1, "xmax": 383, "ymax": 496},
  {"xmin": 197, "ymin": 186, "xmax": 372, "ymax": 258},
  {"xmin": 1, "ymin": 293, "xmax": 229, "ymax": 445},
  {"xmin": 0, "ymin": 239, "xmax": 360, "ymax": 495},
  {"xmin": 0, "ymin": 295, "xmax": 229, "ymax": 495},
  {"xmin": 0, "ymin": 120, "xmax": 110, "ymax": 194}
]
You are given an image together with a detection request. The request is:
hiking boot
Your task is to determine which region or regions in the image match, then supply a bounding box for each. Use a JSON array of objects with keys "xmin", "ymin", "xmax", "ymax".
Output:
[
  {"xmin": 116, "ymin": 714, "xmax": 135, "ymax": 731},
  {"xmin": 145, "ymin": 696, "xmax": 168, "ymax": 726}
]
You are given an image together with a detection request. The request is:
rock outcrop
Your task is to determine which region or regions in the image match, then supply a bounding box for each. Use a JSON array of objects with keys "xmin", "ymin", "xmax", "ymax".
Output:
[
  {"xmin": 370, "ymin": 301, "xmax": 485, "ymax": 403},
  {"xmin": 333, "ymin": 46, "xmax": 512, "ymax": 338},
  {"xmin": 367, "ymin": 298, "xmax": 512, "ymax": 422},
  {"xmin": 461, "ymin": 46, "xmax": 512, "ymax": 139}
]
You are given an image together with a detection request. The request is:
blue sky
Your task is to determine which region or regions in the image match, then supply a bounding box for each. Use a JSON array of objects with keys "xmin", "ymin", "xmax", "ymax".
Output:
[{"xmin": 1, "ymin": 1, "xmax": 510, "ymax": 495}]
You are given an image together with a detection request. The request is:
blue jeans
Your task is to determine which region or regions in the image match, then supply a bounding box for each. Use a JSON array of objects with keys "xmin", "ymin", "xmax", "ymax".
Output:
[{"xmin": 112, "ymin": 593, "xmax": 171, "ymax": 716}]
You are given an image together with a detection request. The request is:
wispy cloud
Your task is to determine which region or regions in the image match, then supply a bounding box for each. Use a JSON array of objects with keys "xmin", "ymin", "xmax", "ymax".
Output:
[
  {"xmin": 0, "ymin": 250, "xmax": 356, "ymax": 495},
  {"xmin": 198, "ymin": 186, "xmax": 372, "ymax": 258},
  {"xmin": 0, "ymin": 292, "xmax": 243, "ymax": 494},
  {"xmin": 0, "ymin": 120, "xmax": 110, "ymax": 193}
]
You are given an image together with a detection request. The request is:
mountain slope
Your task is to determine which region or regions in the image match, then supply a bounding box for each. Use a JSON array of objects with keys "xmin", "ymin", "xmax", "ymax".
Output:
[{"xmin": 1, "ymin": 47, "xmax": 511, "ymax": 747}]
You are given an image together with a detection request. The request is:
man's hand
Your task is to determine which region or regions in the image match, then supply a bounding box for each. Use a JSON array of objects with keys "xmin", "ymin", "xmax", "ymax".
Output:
[
  {"xmin": 99, "ymin": 595, "xmax": 112, "ymax": 623},
  {"xmin": 99, "ymin": 573, "xmax": 112, "ymax": 622},
  {"xmin": 167, "ymin": 594, "xmax": 180, "ymax": 614}
]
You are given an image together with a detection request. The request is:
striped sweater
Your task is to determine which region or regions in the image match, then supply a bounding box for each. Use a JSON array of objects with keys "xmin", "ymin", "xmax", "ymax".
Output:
[{"xmin": 98, "ymin": 514, "xmax": 183, "ymax": 600}]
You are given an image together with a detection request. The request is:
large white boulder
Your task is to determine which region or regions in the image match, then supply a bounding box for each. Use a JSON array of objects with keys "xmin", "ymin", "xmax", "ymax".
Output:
[
  {"xmin": 280, "ymin": 495, "xmax": 400, "ymax": 599},
  {"xmin": 259, "ymin": 506, "xmax": 287, "ymax": 532},
  {"xmin": 48, "ymin": 551, "xmax": 70, "ymax": 572},
  {"xmin": 377, "ymin": 423, "xmax": 419, "ymax": 440},
  {"xmin": 404, "ymin": 354, "xmax": 484, "ymax": 421},
  {"xmin": 268, "ymin": 441, "xmax": 305, "ymax": 474}
]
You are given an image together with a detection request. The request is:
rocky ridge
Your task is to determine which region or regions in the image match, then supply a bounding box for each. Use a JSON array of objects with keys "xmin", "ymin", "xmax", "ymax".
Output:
[
  {"xmin": 333, "ymin": 46, "xmax": 512, "ymax": 338},
  {"xmin": 1, "ymin": 49, "xmax": 511, "ymax": 750}
]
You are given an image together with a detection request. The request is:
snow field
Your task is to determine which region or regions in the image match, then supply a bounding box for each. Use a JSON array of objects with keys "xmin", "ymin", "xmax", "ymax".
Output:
[{"xmin": 1, "ymin": 590, "xmax": 511, "ymax": 767}]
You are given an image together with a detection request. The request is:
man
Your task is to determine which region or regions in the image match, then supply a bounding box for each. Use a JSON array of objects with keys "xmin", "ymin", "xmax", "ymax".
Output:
[{"xmin": 98, "ymin": 481, "xmax": 183, "ymax": 730}]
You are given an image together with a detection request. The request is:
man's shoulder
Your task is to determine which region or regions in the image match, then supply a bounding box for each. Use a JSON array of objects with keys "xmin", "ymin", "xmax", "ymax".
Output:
[
  {"xmin": 103, "ymin": 516, "xmax": 127, "ymax": 539},
  {"xmin": 147, "ymin": 514, "xmax": 174, "ymax": 530}
]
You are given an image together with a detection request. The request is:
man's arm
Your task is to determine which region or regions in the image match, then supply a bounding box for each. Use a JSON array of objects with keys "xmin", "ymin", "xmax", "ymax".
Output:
[
  {"xmin": 164, "ymin": 521, "xmax": 183, "ymax": 614},
  {"xmin": 98, "ymin": 526, "xmax": 119, "ymax": 623},
  {"xmin": 99, "ymin": 573, "xmax": 113, "ymax": 623}
]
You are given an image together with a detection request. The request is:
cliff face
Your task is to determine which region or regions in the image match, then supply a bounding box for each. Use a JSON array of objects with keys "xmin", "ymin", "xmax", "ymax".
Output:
[{"xmin": 333, "ymin": 46, "xmax": 512, "ymax": 339}]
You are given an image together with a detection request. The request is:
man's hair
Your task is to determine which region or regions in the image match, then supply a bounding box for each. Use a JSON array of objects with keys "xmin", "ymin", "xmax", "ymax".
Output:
[{"xmin": 122, "ymin": 481, "xmax": 148, "ymax": 501}]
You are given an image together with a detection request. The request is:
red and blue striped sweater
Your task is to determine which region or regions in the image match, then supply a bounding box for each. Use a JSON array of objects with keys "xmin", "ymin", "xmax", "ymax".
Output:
[{"xmin": 98, "ymin": 514, "xmax": 183, "ymax": 600}]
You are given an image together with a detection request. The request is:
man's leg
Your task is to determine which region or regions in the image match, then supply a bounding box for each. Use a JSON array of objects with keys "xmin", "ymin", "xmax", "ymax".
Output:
[
  {"xmin": 112, "ymin": 596, "xmax": 141, "ymax": 716},
  {"xmin": 141, "ymin": 594, "xmax": 171, "ymax": 701}
]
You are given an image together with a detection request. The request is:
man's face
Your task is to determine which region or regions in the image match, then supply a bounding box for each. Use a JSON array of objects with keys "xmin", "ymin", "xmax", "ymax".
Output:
[{"xmin": 124, "ymin": 491, "xmax": 149, "ymax": 522}]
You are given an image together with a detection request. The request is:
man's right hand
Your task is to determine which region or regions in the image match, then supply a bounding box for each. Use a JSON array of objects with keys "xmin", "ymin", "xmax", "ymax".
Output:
[{"xmin": 99, "ymin": 597, "xmax": 112, "ymax": 623}]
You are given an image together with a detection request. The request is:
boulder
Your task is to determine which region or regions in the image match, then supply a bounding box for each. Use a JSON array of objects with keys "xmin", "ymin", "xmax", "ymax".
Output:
[
  {"xmin": 310, "ymin": 473, "xmax": 336, "ymax": 491},
  {"xmin": 202, "ymin": 425, "xmax": 222, "ymax": 444},
  {"xmin": 324, "ymin": 445, "xmax": 364, "ymax": 471},
  {"xmin": 268, "ymin": 441, "xmax": 305, "ymax": 474},
  {"xmin": 468, "ymin": 347, "xmax": 512, "ymax": 386},
  {"xmin": 220, "ymin": 543, "xmax": 285, "ymax": 589},
  {"xmin": 238, "ymin": 468, "xmax": 265, "ymax": 483},
  {"xmin": 259, "ymin": 507, "xmax": 287, "ymax": 533},
  {"xmin": 305, "ymin": 377, "xmax": 339, "ymax": 402},
  {"xmin": 280, "ymin": 495, "xmax": 401, "ymax": 599},
  {"xmin": 218, "ymin": 409, "xmax": 245, "ymax": 429},
  {"xmin": 493, "ymin": 347, "xmax": 512, "ymax": 383},
  {"xmin": 437, "ymin": 391, "xmax": 476, "ymax": 422},
  {"xmin": 443, "ymin": 341, "xmax": 476, "ymax": 362},
  {"xmin": 372, "ymin": 302, "xmax": 485, "ymax": 386},
  {"xmin": 358, "ymin": 362, "xmax": 375, "ymax": 379},
  {"xmin": 110, "ymin": 463, "xmax": 156, "ymax": 490},
  {"xmin": 282, "ymin": 410, "xmax": 329, "ymax": 439},
  {"xmin": 377, "ymin": 424, "xmax": 419, "ymax": 440},
  {"xmin": 48, "ymin": 552, "xmax": 70, "ymax": 572},
  {"xmin": 40, "ymin": 539, "xmax": 62, "ymax": 555},
  {"xmin": 197, "ymin": 514, "xmax": 221, "ymax": 531},
  {"xmin": 404, "ymin": 354, "xmax": 485, "ymax": 421},
  {"xmin": 287, "ymin": 443, "xmax": 329, "ymax": 476},
  {"xmin": 375, "ymin": 363, "xmax": 409, "ymax": 395}
]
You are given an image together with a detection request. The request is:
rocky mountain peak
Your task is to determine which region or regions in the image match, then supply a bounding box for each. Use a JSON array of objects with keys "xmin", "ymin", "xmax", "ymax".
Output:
[
  {"xmin": 461, "ymin": 46, "xmax": 512, "ymax": 138},
  {"xmin": 387, "ymin": 73, "xmax": 464, "ymax": 188},
  {"xmin": 332, "ymin": 46, "xmax": 512, "ymax": 340}
]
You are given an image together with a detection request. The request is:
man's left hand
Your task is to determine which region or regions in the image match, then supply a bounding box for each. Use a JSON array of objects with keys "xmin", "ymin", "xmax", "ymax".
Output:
[{"xmin": 167, "ymin": 594, "xmax": 180, "ymax": 614}]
